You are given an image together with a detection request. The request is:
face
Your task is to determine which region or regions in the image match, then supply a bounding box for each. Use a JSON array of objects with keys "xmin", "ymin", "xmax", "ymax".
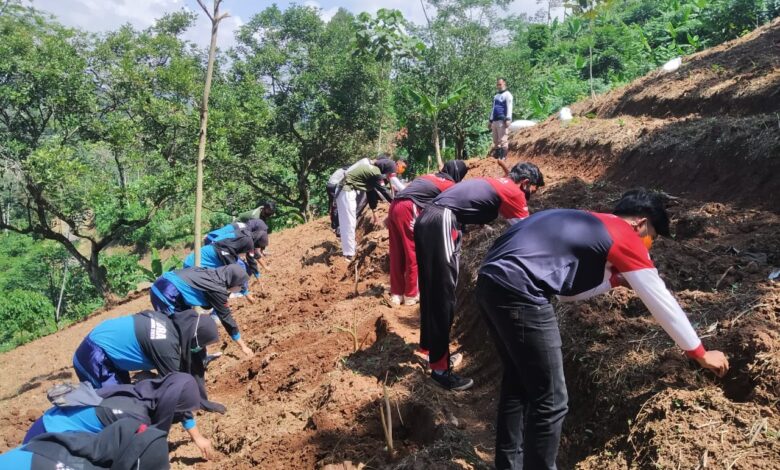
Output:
[
  {"xmin": 629, "ymin": 217, "xmax": 658, "ymax": 249},
  {"xmin": 397, "ymin": 162, "xmax": 407, "ymax": 175},
  {"xmin": 519, "ymin": 179, "xmax": 539, "ymax": 198},
  {"xmin": 496, "ymin": 79, "xmax": 506, "ymax": 91},
  {"xmin": 228, "ymin": 285, "xmax": 243, "ymax": 293}
]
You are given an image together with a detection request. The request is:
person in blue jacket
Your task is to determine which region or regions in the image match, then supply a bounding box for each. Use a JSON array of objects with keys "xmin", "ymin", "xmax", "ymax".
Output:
[
  {"xmin": 71, "ymin": 309, "xmax": 224, "ymax": 420},
  {"xmin": 184, "ymin": 227, "xmax": 261, "ymax": 280},
  {"xmin": 0, "ymin": 418, "xmax": 169, "ymax": 470},
  {"xmin": 149, "ymin": 264, "xmax": 253, "ymax": 358},
  {"xmin": 23, "ymin": 372, "xmax": 215, "ymax": 459},
  {"xmin": 204, "ymin": 219, "xmax": 271, "ymax": 280}
]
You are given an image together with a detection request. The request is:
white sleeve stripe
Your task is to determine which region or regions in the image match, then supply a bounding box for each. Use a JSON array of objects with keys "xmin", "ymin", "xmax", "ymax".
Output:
[{"xmin": 622, "ymin": 269, "xmax": 701, "ymax": 351}]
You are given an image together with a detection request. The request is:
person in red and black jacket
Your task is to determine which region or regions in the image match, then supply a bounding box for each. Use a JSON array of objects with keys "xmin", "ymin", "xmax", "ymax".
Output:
[
  {"xmin": 416, "ymin": 162, "xmax": 545, "ymax": 391},
  {"xmin": 476, "ymin": 189, "xmax": 730, "ymax": 470},
  {"xmin": 387, "ymin": 160, "xmax": 469, "ymax": 307}
]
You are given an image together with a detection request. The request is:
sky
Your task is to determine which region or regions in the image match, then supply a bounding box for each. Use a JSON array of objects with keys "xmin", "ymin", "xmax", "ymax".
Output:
[{"xmin": 27, "ymin": 0, "xmax": 562, "ymax": 49}]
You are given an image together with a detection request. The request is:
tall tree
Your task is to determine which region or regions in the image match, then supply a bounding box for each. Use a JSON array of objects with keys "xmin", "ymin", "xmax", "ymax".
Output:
[
  {"xmin": 193, "ymin": 0, "xmax": 230, "ymax": 267},
  {"xmin": 231, "ymin": 6, "xmax": 383, "ymax": 219},
  {"xmin": 0, "ymin": 6, "xmax": 199, "ymax": 298}
]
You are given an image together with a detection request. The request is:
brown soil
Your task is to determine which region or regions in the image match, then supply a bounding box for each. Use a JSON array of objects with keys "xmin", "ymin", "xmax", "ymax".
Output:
[{"xmin": 1, "ymin": 17, "xmax": 779, "ymax": 470}]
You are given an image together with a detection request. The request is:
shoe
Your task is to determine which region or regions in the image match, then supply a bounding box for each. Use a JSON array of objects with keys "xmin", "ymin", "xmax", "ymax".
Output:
[
  {"xmin": 403, "ymin": 295, "xmax": 419, "ymax": 306},
  {"xmin": 390, "ymin": 294, "xmax": 403, "ymax": 305},
  {"xmin": 431, "ymin": 370, "xmax": 473, "ymax": 391},
  {"xmin": 449, "ymin": 352, "xmax": 463, "ymax": 369}
]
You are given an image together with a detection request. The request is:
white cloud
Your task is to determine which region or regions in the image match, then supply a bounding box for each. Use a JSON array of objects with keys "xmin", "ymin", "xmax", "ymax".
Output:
[
  {"xmin": 28, "ymin": 0, "xmax": 242, "ymax": 49},
  {"xmin": 303, "ymin": 0, "xmax": 340, "ymax": 22}
]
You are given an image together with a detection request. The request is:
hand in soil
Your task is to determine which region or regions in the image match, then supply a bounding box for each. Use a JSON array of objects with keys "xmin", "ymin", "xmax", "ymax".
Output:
[
  {"xmin": 240, "ymin": 344, "xmax": 255, "ymax": 359},
  {"xmin": 696, "ymin": 350, "xmax": 730, "ymax": 377},
  {"xmin": 194, "ymin": 436, "xmax": 215, "ymax": 460}
]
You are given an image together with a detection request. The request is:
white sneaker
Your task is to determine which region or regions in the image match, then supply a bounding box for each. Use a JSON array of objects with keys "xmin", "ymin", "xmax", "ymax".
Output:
[
  {"xmin": 403, "ymin": 295, "xmax": 419, "ymax": 306},
  {"xmin": 390, "ymin": 294, "xmax": 403, "ymax": 305}
]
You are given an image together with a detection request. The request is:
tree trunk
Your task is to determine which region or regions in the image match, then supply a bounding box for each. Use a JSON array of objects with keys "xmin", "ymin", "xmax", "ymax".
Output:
[
  {"xmin": 433, "ymin": 118, "xmax": 443, "ymax": 169},
  {"xmin": 194, "ymin": 0, "xmax": 228, "ymax": 267}
]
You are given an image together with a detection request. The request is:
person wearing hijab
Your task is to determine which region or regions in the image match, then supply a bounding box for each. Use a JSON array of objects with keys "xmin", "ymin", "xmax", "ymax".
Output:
[
  {"xmin": 23, "ymin": 373, "xmax": 215, "ymax": 460},
  {"xmin": 204, "ymin": 219, "xmax": 272, "ymax": 283},
  {"xmin": 72, "ymin": 309, "xmax": 219, "ymax": 391},
  {"xmin": 336, "ymin": 158, "xmax": 396, "ymax": 260},
  {"xmin": 387, "ymin": 160, "xmax": 469, "ymax": 306},
  {"xmin": 149, "ymin": 265, "xmax": 253, "ymax": 358},
  {"xmin": 0, "ymin": 418, "xmax": 169, "ymax": 470},
  {"xmin": 183, "ymin": 227, "xmax": 261, "ymax": 280}
]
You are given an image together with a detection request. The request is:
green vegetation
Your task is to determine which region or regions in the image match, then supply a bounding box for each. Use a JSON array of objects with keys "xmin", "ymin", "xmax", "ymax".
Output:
[{"xmin": 0, "ymin": 0, "xmax": 777, "ymax": 349}]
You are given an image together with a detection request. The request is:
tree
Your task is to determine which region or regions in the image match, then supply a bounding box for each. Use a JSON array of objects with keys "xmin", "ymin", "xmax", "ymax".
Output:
[
  {"xmin": 0, "ymin": 6, "xmax": 199, "ymax": 298},
  {"xmin": 353, "ymin": 9, "xmax": 423, "ymax": 151},
  {"xmin": 231, "ymin": 6, "xmax": 383, "ymax": 219},
  {"xmin": 405, "ymin": 84, "xmax": 469, "ymax": 168},
  {"xmin": 193, "ymin": 0, "xmax": 230, "ymax": 267}
]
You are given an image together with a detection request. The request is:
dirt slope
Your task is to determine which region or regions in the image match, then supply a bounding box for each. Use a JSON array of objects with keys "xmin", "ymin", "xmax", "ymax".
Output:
[
  {"xmin": 509, "ymin": 17, "xmax": 780, "ymax": 209},
  {"xmin": 1, "ymin": 18, "xmax": 779, "ymax": 470}
]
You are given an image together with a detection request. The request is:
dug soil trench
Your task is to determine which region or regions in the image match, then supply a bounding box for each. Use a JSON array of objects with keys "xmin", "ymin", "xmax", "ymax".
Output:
[{"xmin": 0, "ymin": 18, "xmax": 778, "ymax": 470}]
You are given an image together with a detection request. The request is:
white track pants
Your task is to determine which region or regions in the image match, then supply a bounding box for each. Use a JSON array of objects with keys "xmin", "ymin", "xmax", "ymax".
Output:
[{"xmin": 336, "ymin": 188, "xmax": 357, "ymax": 257}]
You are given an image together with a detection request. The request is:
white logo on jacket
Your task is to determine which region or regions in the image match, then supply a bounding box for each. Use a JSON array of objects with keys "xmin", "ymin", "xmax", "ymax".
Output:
[{"xmin": 149, "ymin": 318, "xmax": 167, "ymax": 340}]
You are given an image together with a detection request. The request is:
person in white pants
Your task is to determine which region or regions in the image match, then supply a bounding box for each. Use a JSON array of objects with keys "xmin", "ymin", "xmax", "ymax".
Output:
[{"xmin": 336, "ymin": 158, "xmax": 396, "ymax": 259}]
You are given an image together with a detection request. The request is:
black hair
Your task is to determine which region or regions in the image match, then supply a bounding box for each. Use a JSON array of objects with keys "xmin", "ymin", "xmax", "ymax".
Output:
[
  {"xmin": 497, "ymin": 77, "xmax": 507, "ymax": 83},
  {"xmin": 612, "ymin": 188, "xmax": 670, "ymax": 237},
  {"xmin": 508, "ymin": 162, "xmax": 544, "ymax": 187},
  {"xmin": 262, "ymin": 201, "xmax": 277, "ymax": 214}
]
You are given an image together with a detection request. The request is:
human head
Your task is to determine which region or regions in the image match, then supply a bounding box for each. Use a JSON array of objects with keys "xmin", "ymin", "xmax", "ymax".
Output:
[
  {"xmin": 261, "ymin": 201, "xmax": 276, "ymax": 218},
  {"xmin": 396, "ymin": 159, "xmax": 408, "ymax": 176},
  {"xmin": 508, "ymin": 162, "xmax": 544, "ymax": 199},
  {"xmin": 497, "ymin": 77, "xmax": 507, "ymax": 91},
  {"xmin": 441, "ymin": 160, "xmax": 468, "ymax": 183},
  {"xmin": 192, "ymin": 312, "xmax": 219, "ymax": 353},
  {"xmin": 222, "ymin": 264, "xmax": 249, "ymax": 293},
  {"xmin": 612, "ymin": 188, "xmax": 670, "ymax": 249},
  {"xmin": 374, "ymin": 158, "xmax": 397, "ymax": 176}
]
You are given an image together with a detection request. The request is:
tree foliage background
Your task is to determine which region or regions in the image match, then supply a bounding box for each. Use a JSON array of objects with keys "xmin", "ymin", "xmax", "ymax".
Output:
[{"xmin": 0, "ymin": 0, "xmax": 777, "ymax": 349}]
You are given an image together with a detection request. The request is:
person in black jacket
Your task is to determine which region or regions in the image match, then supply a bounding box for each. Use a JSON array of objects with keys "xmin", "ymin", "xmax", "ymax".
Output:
[{"xmin": 0, "ymin": 418, "xmax": 169, "ymax": 470}]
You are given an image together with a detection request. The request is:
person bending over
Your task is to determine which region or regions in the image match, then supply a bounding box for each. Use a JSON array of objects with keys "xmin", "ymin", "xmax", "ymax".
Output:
[{"xmin": 476, "ymin": 188, "xmax": 729, "ymax": 470}]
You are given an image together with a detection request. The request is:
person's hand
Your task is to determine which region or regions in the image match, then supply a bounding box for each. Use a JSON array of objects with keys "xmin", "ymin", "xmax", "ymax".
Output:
[
  {"xmin": 371, "ymin": 213, "xmax": 380, "ymax": 226},
  {"xmin": 193, "ymin": 436, "xmax": 214, "ymax": 460},
  {"xmin": 505, "ymin": 119, "xmax": 511, "ymax": 126},
  {"xmin": 245, "ymin": 293, "xmax": 255, "ymax": 304},
  {"xmin": 695, "ymin": 350, "xmax": 729, "ymax": 377},
  {"xmin": 240, "ymin": 343, "xmax": 255, "ymax": 359}
]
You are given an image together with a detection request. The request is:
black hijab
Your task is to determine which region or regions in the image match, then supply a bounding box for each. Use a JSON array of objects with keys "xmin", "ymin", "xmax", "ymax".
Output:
[
  {"xmin": 374, "ymin": 158, "xmax": 397, "ymax": 176},
  {"xmin": 96, "ymin": 373, "xmax": 201, "ymax": 432},
  {"xmin": 25, "ymin": 418, "xmax": 169, "ymax": 470},
  {"xmin": 176, "ymin": 265, "xmax": 248, "ymax": 295},
  {"xmin": 170, "ymin": 310, "xmax": 224, "ymax": 414},
  {"xmin": 440, "ymin": 160, "xmax": 468, "ymax": 183}
]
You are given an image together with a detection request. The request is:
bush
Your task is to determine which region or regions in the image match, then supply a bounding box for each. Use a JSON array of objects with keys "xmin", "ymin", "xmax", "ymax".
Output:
[
  {"xmin": 101, "ymin": 253, "xmax": 146, "ymax": 297},
  {"xmin": 0, "ymin": 290, "xmax": 57, "ymax": 350}
]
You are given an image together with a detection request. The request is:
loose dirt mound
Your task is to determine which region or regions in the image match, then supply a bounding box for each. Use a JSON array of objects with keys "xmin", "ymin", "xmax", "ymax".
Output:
[{"xmin": 509, "ymin": 18, "xmax": 780, "ymax": 209}]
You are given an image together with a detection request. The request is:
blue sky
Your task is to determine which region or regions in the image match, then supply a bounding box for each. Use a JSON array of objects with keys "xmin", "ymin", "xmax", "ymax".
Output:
[{"xmin": 28, "ymin": 0, "xmax": 559, "ymax": 48}]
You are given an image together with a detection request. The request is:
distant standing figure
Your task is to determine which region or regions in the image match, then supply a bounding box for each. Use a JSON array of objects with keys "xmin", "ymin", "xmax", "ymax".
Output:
[
  {"xmin": 238, "ymin": 200, "xmax": 277, "ymax": 226},
  {"xmin": 489, "ymin": 78, "xmax": 513, "ymax": 160}
]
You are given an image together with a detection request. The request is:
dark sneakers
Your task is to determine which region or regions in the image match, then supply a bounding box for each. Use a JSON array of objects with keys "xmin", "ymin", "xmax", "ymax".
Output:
[{"xmin": 431, "ymin": 370, "xmax": 474, "ymax": 391}]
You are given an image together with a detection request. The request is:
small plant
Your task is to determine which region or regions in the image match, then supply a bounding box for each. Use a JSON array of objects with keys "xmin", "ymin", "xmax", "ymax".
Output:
[{"xmin": 139, "ymin": 248, "xmax": 182, "ymax": 281}]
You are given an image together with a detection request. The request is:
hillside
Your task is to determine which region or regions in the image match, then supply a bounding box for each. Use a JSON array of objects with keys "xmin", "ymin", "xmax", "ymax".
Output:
[{"xmin": 0, "ymin": 18, "xmax": 779, "ymax": 470}]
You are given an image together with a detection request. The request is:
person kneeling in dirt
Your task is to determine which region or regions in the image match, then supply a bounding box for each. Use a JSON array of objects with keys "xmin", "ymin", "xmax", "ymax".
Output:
[
  {"xmin": 150, "ymin": 265, "xmax": 254, "ymax": 358},
  {"xmin": 0, "ymin": 418, "xmax": 169, "ymax": 470},
  {"xmin": 416, "ymin": 162, "xmax": 544, "ymax": 391},
  {"xmin": 336, "ymin": 158, "xmax": 397, "ymax": 261},
  {"xmin": 387, "ymin": 160, "xmax": 469, "ymax": 307},
  {"xmin": 23, "ymin": 372, "xmax": 215, "ymax": 459},
  {"xmin": 476, "ymin": 188, "xmax": 730, "ymax": 470},
  {"xmin": 184, "ymin": 225, "xmax": 262, "ymax": 283}
]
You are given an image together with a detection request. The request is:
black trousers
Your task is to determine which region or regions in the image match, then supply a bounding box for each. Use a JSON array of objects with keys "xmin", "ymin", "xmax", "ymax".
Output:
[
  {"xmin": 326, "ymin": 183, "xmax": 339, "ymax": 230},
  {"xmin": 476, "ymin": 276, "xmax": 569, "ymax": 470},
  {"xmin": 414, "ymin": 205, "xmax": 460, "ymax": 369}
]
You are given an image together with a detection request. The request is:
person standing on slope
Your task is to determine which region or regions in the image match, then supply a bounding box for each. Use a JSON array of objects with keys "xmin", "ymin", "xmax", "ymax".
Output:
[
  {"xmin": 416, "ymin": 163, "xmax": 544, "ymax": 391},
  {"xmin": 476, "ymin": 188, "xmax": 730, "ymax": 470},
  {"xmin": 489, "ymin": 78, "xmax": 513, "ymax": 160},
  {"xmin": 387, "ymin": 160, "xmax": 468, "ymax": 306},
  {"xmin": 336, "ymin": 158, "xmax": 396, "ymax": 260}
]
